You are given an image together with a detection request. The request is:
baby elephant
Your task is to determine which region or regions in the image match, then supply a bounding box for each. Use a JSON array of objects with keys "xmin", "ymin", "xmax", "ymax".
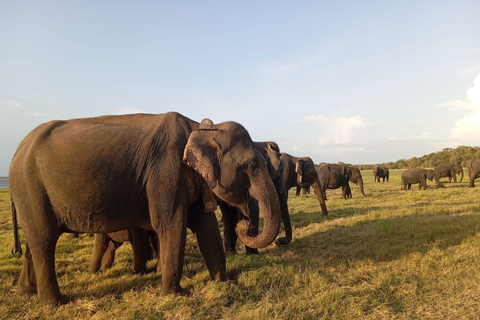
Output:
[
  {"xmin": 89, "ymin": 229, "xmax": 159, "ymax": 274},
  {"xmin": 401, "ymin": 168, "xmax": 434, "ymax": 190}
]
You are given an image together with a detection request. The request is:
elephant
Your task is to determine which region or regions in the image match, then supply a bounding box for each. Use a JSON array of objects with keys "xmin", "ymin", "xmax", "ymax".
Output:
[
  {"xmin": 9, "ymin": 112, "xmax": 281, "ymax": 305},
  {"xmin": 221, "ymin": 141, "xmax": 293, "ymax": 254},
  {"xmin": 373, "ymin": 166, "xmax": 389, "ymax": 182},
  {"xmin": 279, "ymin": 153, "xmax": 329, "ymax": 216},
  {"xmin": 467, "ymin": 157, "xmax": 480, "ymax": 187},
  {"xmin": 317, "ymin": 164, "xmax": 371, "ymax": 200},
  {"xmin": 89, "ymin": 229, "xmax": 159, "ymax": 274},
  {"xmin": 432, "ymin": 163, "xmax": 464, "ymax": 184},
  {"xmin": 401, "ymin": 168, "xmax": 434, "ymax": 190}
]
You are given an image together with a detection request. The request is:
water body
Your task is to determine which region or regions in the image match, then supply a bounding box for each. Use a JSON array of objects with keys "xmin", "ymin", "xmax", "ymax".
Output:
[{"xmin": 0, "ymin": 177, "xmax": 8, "ymax": 189}]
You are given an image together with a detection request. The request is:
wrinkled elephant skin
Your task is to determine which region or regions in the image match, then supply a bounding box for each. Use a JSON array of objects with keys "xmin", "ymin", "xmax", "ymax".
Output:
[{"xmin": 9, "ymin": 112, "xmax": 281, "ymax": 304}]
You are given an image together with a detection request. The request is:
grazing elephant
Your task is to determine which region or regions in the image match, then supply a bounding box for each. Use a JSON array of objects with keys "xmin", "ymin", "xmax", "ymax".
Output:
[
  {"xmin": 467, "ymin": 157, "xmax": 480, "ymax": 187},
  {"xmin": 221, "ymin": 141, "xmax": 293, "ymax": 254},
  {"xmin": 401, "ymin": 168, "xmax": 434, "ymax": 190},
  {"xmin": 10, "ymin": 112, "xmax": 281, "ymax": 305},
  {"xmin": 317, "ymin": 164, "xmax": 371, "ymax": 200},
  {"xmin": 373, "ymin": 166, "xmax": 389, "ymax": 182},
  {"xmin": 433, "ymin": 163, "xmax": 464, "ymax": 184},
  {"xmin": 279, "ymin": 153, "xmax": 329, "ymax": 216},
  {"xmin": 89, "ymin": 229, "xmax": 159, "ymax": 274}
]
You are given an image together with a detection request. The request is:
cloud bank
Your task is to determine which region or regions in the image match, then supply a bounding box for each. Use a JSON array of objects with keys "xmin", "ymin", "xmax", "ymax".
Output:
[
  {"xmin": 443, "ymin": 73, "xmax": 480, "ymax": 142},
  {"xmin": 298, "ymin": 114, "xmax": 365, "ymax": 145}
]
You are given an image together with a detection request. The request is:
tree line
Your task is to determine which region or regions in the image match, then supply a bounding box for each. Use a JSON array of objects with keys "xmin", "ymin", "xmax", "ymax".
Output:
[{"xmin": 320, "ymin": 146, "xmax": 480, "ymax": 170}]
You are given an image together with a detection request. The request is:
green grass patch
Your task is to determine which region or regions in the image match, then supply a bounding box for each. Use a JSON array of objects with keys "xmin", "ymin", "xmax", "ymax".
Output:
[{"xmin": 2, "ymin": 170, "xmax": 480, "ymax": 318}]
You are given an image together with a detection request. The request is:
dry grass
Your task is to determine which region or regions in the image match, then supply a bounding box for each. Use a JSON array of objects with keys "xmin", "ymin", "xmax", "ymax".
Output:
[{"xmin": 1, "ymin": 170, "xmax": 480, "ymax": 319}]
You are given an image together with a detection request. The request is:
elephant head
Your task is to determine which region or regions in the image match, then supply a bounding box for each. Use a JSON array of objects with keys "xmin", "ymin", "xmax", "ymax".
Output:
[
  {"xmin": 426, "ymin": 169, "xmax": 434, "ymax": 181},
  {"xmin": 453, "ymin": 164, "xmax": 464, "ymax": 182},
  {"xmin": 183, "ymin": 119, "xmax": 281, "ymax": 249},
  {"xmin": 346, "ymin": 166, "xmax": 371, "ymax": 197},
  {"xmin": 294, "ymin": 157, "xmax": 328, "ymax": 216}
]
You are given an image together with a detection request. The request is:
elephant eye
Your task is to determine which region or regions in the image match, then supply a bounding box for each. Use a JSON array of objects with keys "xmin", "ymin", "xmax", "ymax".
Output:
[{"xmin": 249, "ymin": 163, "xmax": 258, "ymax": 173}]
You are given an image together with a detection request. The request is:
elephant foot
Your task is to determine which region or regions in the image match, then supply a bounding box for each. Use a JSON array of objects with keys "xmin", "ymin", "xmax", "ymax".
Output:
[
  {"xmin": 274, "ymin": 237, "xmax": 291, "ymax": 246},
  {"xmin": 39, "ymin": 292, "xmax": 69, "ymax": 306},
  {"xmin": 162, "ymin": 283, "xmax": 189, "ymax": 296},
  {"xmin": 18, "ymin": 283, "xmax": 37, "ymax": 296},
  {"xmin": 245, "ymin": 247, "xmax": 259, "ymax": 255}
]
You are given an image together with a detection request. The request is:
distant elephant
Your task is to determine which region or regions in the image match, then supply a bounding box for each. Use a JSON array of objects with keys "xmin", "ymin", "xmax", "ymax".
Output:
[
  {"xmin": 401, "ymin": 168, "xmax": 434, "ymax": 190},
  {"xmin": 10, "ymin": 112, "xmax": 281, "ymax": 305},
  {"xmin": 317, "ymin": 164, "xmax": 371, "ymax": 200},
  {"xmin": 221, "ymin": 141, "xmax": 292, "ymax": 253},
  {"xmin": 467, "ymin": 157, "xmax": 480, "ymax": 187},
  {"xmin": 433, "ymin": 163, "xmax": 464, "ymax": 184},
  {"xmin": 280, "ymin": 153, "xmax": 329, "ymax": 216},
  {"xmin": 373, "ymin": 166, "xmax": 389, "ymax": 182},
  {"xmin": 89, "ymin": 229, "xmax": 159, "ymax": 274}
]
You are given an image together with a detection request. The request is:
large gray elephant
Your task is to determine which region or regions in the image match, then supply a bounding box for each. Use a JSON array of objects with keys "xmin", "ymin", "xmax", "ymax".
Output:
[
  {"xmin": 401, "ymin": 168, "xmax": 434, "ymax": 190},
  {"xmin": 279, "ymin": 153, "xmax": 329, "ymax": 216},
  {"xmin": 317, "ymin": 164, "xmax": 371, "ymax": 200},
  {"xmin": 373, "ymin": 166, "xmax": 389, "ymax": 182},
  {"xmin": 467, "ymin": 157, "xmax": 480, "ymax": 187},
  {"xmin": 9, "ymin": 112, "xmax": 281, "ymax": 305},
  {"xmin": 433, "ymin": 163, "xmax": 464, "ymax": 184},
  {"xmin": 89, "ymin": 229, "xmax": 159, "ymax": 274},
  {"xmin": 221, "ymin": 141, "xmax": 292, "ymax": 254}
]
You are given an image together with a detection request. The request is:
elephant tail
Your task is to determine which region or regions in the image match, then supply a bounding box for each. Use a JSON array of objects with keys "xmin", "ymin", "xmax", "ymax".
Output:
[{"xmin": 11, "ymin": 198, "xmax": 22, "ymax": 256}]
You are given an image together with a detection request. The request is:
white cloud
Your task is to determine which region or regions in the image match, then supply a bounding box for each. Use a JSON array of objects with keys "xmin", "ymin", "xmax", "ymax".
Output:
[
  {"xmin": 299, "ymin": 114, "xmax": 365, "ymax": 145},
  {"xmin": 116, "ymin": 107, "xmax": 143, "ymax": 115},
  {"xmin": 462, "ymin": 48, "xmax": 480, "ymax": 54},
  {"xmin": 5, "ymin": 100, "xmax": 22, "ymax": 108},
  {"xmin": 414, "ymin": 132, "xmax": 430, "ymax": 139},
  {"xmin": 448, "ymin": 73, "xmax": 480, "ymax": 141}
]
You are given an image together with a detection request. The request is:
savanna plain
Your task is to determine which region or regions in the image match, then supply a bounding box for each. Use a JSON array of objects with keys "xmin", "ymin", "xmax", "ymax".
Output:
[{"xmin": 1, "ymin": 170, "xmax": 480, "ymax": 319}]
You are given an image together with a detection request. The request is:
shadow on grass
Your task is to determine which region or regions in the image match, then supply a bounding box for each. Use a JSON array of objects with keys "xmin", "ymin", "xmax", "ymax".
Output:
[{"xmin": 269, "ymin": 211, "xmax": 480, "ymax": 268}]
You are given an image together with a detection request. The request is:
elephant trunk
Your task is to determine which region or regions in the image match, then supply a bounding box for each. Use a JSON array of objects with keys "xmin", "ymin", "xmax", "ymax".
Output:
[
  {"xmin": 236, "ymin": 169, "xmax": 281, "ymax": 249},
  {"xmin": 311, "ymin": 179, "xmax": 329, "ymax": 216},
  {"xmin": 358, "ymin": 176, "xmax": 372, "ymax": 197},
  {"xmin": 459, "ymin": 168, "xmax": 464, "ymax": 183}
]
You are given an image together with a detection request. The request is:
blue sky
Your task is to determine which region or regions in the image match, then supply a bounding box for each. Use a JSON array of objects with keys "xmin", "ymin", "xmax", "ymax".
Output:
[{"xmin": 1, "ymin": 1, "xmax": 480, "ymax": 176}]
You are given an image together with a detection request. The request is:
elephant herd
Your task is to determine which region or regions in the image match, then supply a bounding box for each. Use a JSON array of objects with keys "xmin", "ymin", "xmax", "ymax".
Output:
[{"xmin": 9, "ymin": 112, "xmax": 480, "ymax": 305}]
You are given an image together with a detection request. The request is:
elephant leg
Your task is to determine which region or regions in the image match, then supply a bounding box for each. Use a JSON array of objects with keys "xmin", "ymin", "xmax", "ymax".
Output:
[
  {"xmin": 295, "ymin": 186, "xmax": 301, "ymax": 197},
  {"xmin": 343, "ymin": 184, "xmax": 352, "ymax": 199},
  {"xmin": 153, "ymin": 204, "xmax": 187, "ymax": 295},
  {"xmin": 130, "ymin": 229, "xmax": 150, "ymax": 274},
  {"xmin": 27, "ymin": 231, "xmax": 63, "ymax": 304},
  {"xmin": 149, "ymin": 232, "xmax": 160, "ymax": 260},
  {"xmin": 18, "ymin": 243, "xmax": 37, "ymax": 296},
  {"xmin": 341, "ymin": 185, "xmax": 347, "ymax": 199},
  {"xmin": 89, "ymin": 233, "xmax": 111, "ymax": 273},
  {"xmin": 188, "ymin": 202, "xmax": 227, "ymax": 281},
  {"xmin": 220, "ymin": 203, "xmax": 239, "ymax": 254},
  {"xmin": 275, "ymin": 190, "xmax": 292, "ymax": 246},
  {"xmin": 100, "ymin": 240, "xmax": 121, "ymax": 271}
]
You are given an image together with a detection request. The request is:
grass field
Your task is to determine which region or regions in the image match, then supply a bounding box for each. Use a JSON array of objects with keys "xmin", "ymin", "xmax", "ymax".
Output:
[{"xmin": 2, "ymin": 169, "xmax": 480, "ymax": 319}]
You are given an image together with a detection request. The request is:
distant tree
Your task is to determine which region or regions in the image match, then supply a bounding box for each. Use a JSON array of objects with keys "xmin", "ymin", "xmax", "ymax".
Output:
[{"xmin": 338, "ymin": 146, "xmax": 480, "ymax": 170}]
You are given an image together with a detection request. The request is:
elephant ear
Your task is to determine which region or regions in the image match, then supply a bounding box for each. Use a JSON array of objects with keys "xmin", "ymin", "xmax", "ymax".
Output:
[
  {"xmin": 183, "ymin": 119, "xmax": 220, "ymax": 189},
  {"xmin": 342, "ymin": 166, "xmax": 351, "ymax": 179},
  {"xmin": 295, "ymin": 160, "xmax": 304, "ymax": 183}
]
